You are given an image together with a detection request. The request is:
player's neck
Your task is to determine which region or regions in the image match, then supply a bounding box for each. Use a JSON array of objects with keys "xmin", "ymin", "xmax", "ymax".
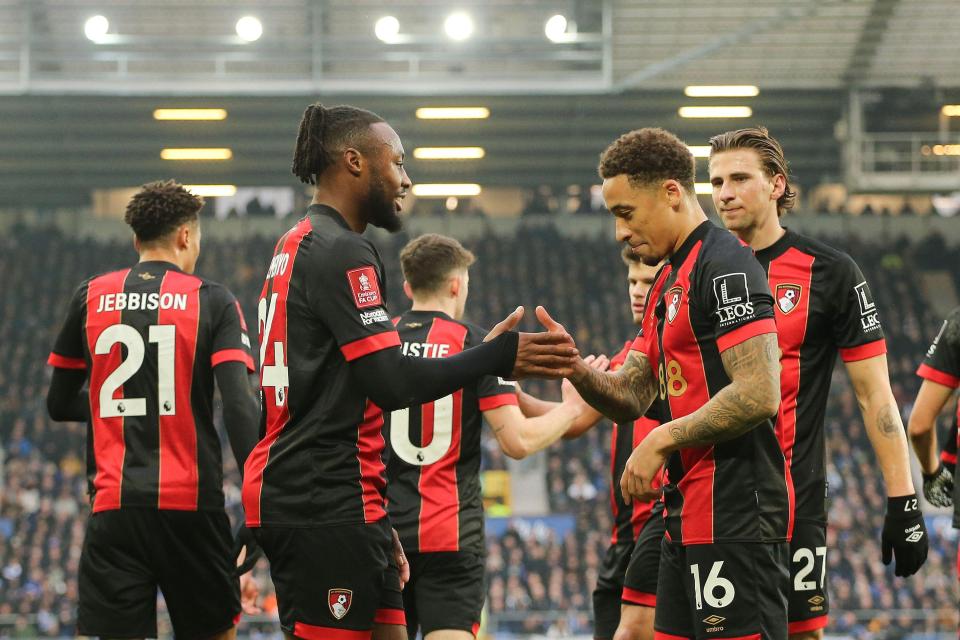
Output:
[
  {"xmin": 311, "ymin": 186, "xmax": 366, "ymax": 234},
  {"xmin": 670, "ymin": 200, "xmax": 709, "ymax": 256},
  {"xmin": 410, "ymin": 297, "xmax": 458, "ymax": 319},
  {"xmin": 738, "ymin": 211, "xmax": 785, "ymax": 251},
  {"xmin": 138, "ymin": 247, "xmax": 185, "ymax": 271}
]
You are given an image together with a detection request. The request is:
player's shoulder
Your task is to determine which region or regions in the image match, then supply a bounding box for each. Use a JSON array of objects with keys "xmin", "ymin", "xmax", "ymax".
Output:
[
  {"xmin": 192, "ymin": 274, "xmax": 238, "ymax": 304},
  {"xmin": 787, "ymin": 230, "xmax": 857, "ymax": 271},
  {"xmin": 698, "ymin": 222, "xmax": 761, "ymax": 269},
  {"xmin": 459, "ymin": 319, "xmax": 490, "ymax": 346},
  {"xmin": 944, "ymin": 307, "xmax": 960, "ymax": 332}
]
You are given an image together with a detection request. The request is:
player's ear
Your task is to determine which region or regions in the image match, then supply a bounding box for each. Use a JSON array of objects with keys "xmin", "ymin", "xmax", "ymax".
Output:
[
  {"xmin": 450, "ymin": 274, "xmax": 461, "ymax": 298},
  {"xmin": 663, "ymin": 180, "xmax": 683, "ymax": 208},
  {"xmin": 344, "ymin": 148, "xmax": 363, "ymax": 177},
  {"xmin": 402, "ymin": 280, "xmax": 414, "ymax": 301},
  {"xmin": 770, "ymin": 173, "xmax": 787, "ymax": 202}
]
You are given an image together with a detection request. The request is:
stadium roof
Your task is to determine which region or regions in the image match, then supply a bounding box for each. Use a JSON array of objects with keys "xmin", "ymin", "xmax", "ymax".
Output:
[{"xmin": 1, "ymin": 0, "xmax": 958, "ymax": 95}]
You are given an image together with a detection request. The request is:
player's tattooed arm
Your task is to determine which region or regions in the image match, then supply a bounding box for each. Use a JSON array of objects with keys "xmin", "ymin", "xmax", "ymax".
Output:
[
  {"xmin": 568, "ymin": 351, "xmax": 656, "ymax": 424},
  {"xmin": 847, "ymin": 355, "xmax": 916, "ymax": 496},
  {"xmin": 663, "ymin": 332, "xmax": 781, "ymax": 448}
]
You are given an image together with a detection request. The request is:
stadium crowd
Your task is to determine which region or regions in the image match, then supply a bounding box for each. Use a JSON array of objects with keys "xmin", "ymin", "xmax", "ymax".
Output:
[{"xmin": 1, "ymin": 220, "xmax": 958, "ymax": 637}]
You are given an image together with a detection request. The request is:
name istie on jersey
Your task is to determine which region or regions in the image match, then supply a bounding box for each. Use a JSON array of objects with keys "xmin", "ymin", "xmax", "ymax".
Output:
[
  {"xmin": 96, "ymin": 292, "xmax": 188, "ymax": 313},
  {"xmin": 401, "ymin": 341, "xmax": 451, "ymax": 358}
]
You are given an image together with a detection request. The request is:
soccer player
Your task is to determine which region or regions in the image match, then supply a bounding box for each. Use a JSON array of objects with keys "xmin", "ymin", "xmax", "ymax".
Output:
[
  {"xmin": 909, "ymin": 308, "xmax": 960, "ymax": 511},
  {"xmin": 385, "ymin": 232, "xmax": 596, "ymax": 640},
  {"xmin": 708, "ymin": 127, "xmax": 928, "ymax": 639},
  {"xmin": 241, "ymin": 103, "xmax": 578, "ymax": 640},
  {"xmin": 518, "ymin": 245, "xmax": 663, "ymax": 640},
  {"xmin": 45, "ymin": 181, "xmax": 260, "ymax": 639},
  {"xmin": 552, "ymin": 127, "xmax": 790, "ymax": 640}
]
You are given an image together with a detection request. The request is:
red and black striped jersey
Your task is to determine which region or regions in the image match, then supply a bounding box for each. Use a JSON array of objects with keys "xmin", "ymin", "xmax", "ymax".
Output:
[
  {"xmin": 242, "ymin": 206, "xmax": 402, "ymax": 528},
  {"xmin": 631, "ymin": 221, "xmax": 789, "ymax": 546},
  {"xmin": 608, "ymin": 341, "xmax": 662, "ymax": 545},
  {"xmin": 385, "ymin": 310, "xmax": 518, "ymax": 554},
  {"xmin": 754, "ymin": 229, "xmax": 887, "ymax": 525},
  {"xmin": 47, "ymin": 261, "xmax": 255, "ymax": 512},
  {"xmin": 917, "ymin": 307, "xmax": 960, "ymax": 524}
]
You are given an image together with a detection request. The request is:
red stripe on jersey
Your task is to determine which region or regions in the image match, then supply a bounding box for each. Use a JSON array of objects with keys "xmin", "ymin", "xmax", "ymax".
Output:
[
  {"xmin": 653, "ymin": 632, "xmax": 691, "ymax": 640},
  {"xmin": 418, "ymin": 317, "xmax": 469, "ymax": 551},
  {"xmin": 768, "ymin": 247, "xmax": 814, "ymax": 542},
  {"xmin": 917, "ymin": 363, "xmax": 960, "ymax": 389},
  {"xmin": 243, "ymin": 218, "xmax": 312, "ymax": 526},
  {"xmin": 942, "ymin": 451, "xmax": 958, "ymax": 465},
  {"xmin": 357, "ymin": 400, "xmax": 388, "ymax": 522},
  {"xmin": 211, "ymin": 348, "xmax": 255, "ymax": 371},
  {"xmin": 839, "ymin": 338, "xmax": 886, "ymax": 363},
  {"xmin": 471, "ymin": 622, "xmax": 480, "ymax": 637},
  {"xmin": 341, "ymin": 331, "xmax": 402, "ymax": 362},
  {"xmin": 233, "ymin": 300, "xmax": 249, "ymax": 332},
  {"xmin": 712, "ymin": 635, "xmax": 760, "ymax": 640},
  {"xmin": 47, "ymin": 352, "xmax": 87, "ymax": 369},
  {"xmin": 85, "ymin": 269, "xmax": 132, "ymax": 512},
  {"xmin": 715, "ymin": 318, "xmax": 777, "ymax": 353},
  {"xmin": 373, "ymin": 608, "xmax": 406, "ymax": 625},
  {"xmin": 293, "ymin": 621, "xmax": 371, "ymax": 640},
  {"xmin": 156, "ymin": 271, "xmax": 202, "ymax": 510},
  {"xmin": 631, "ymin": 416, "xmax": 661, "ymax": 537},
  {"xmin": 663, "ymin": 243, "xmax": 714, "ymax": 544},
  {"xmin": 621, "ymin": 587, "xmax": 656, "ymax": 607},
  {"xmin": 788, "ymin": 616, "xmax": 828, "ymax": 634},
  {"xmin": 477, "ymin": 393, "xmax": 518, "ymax": 411}
]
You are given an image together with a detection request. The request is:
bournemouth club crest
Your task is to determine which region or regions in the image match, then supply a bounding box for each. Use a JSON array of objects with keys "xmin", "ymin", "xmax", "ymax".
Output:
[
  {"xmin": 775, "ymin": 284, "xmax": 802, "ymax": 315},
  {"xmin": 328, "ymin": 589, "xmax": 353, "ymax": 620},
  {"xmin": 665, "ymin": 286, "xmax": 684, "ymax": 324}
]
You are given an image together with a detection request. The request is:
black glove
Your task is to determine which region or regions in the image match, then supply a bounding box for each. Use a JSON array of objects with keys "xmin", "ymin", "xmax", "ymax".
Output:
[
  {"xmin": 232, "ymin": 523, "xmax": 264, "ymax": 577},
  {"xmin": 922, "ymin": 465, "xmax": 954, "ymax": 508},
  {"xmin": 881, "ymin": 494, "xmax": 928, "ymax": 577}
]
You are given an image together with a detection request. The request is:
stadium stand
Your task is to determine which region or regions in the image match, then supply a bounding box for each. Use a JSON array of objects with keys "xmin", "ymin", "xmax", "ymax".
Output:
[{"xmin": 1, "ymin": 218, "xmax": 958, "ymax": 637}]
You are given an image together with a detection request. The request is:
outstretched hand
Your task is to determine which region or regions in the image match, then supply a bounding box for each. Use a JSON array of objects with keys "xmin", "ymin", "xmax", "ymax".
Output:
[{"xmin": 506, "ymin": 306, "xmax": 579, "ymax": 379}]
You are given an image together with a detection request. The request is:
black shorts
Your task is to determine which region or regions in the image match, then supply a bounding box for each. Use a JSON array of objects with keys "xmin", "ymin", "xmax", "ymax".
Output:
[
  {"xmin": 593, "ymin": 542, "xmax": 633, "ymax": 640},
  {"xmin": 402, "ymin": 551, "xmax": 485, "ymax": 637},
  {"xmin": 787, "ymin": 521, "xmax": 829, "ymax": 634},
  {"xmin": 622, "ymin": 513, "xmax": 664, "ymax": 607},
  {"xmin": 654, "ymin": 539, "xmax": 789, "ymax": 640},
  {"xmin": 78, "ymin": 508, "xmax": 239, "ymax": 639},
  {"xmin": 257, "ymin": 518, "xmax": 405, "ymax": 638}
]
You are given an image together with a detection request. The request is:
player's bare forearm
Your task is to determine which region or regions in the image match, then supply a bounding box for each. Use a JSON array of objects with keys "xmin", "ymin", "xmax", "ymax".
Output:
[
  {"xmin": 847, "ymin": 356, "xmax": 915, "ymax": 495},
  {"xmin": 517, "ymin": 387, "xmax": 559, "ymax": 418},
  {"xmin": 661, "ymin": 333, "xmax": 780, "ymax": 449},
  {"xmin": 486, "ymin": 403, "xmax": 579, "ymax": 459},
  {"xmin": 568, "ymin": 352, "xmax": 654, "ymax": 424},
  {"xmin": 908, "ymin": 380, "xmax": 954, "ymax": 474}
]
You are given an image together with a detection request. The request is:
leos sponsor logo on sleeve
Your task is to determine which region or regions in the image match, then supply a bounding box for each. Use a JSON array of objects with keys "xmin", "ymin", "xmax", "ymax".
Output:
[
  {"xmin": 346, "ymin": 266, "xmax": 383, "ymax": 309},
  {"xmin": 854, "ymin": 281, "xmax": 881, "ymax": 332},
  {"xmin": 712, "ymin": 272, "xmax": 754, "ymax": 327}
]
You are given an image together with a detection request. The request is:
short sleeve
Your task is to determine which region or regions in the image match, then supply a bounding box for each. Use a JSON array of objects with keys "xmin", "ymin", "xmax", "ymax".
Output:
[
  {"xmin": 47, "ymin": 283, "xmax": 88, "ymax": 370},
  {"xmin": 464, "ymin": 325, "xmax": 518, "ymax": 411},
  {"xmin": 829, "ymin": 255, "xmax": 887, "ymax": 362},
  {"xmin": 210, "ymin": 288, "xmax": 255, "ymax": 372},
  {"xmin": 316, "ymin": 235, "xmax": 400, "ymax": 362},
  {"xmin": 697, "ymin": 242, "xmax": 776, "ymax": 353},
  {"xmin": 918, "ymin": 309, "xmax": 960, "ymax": 389}
]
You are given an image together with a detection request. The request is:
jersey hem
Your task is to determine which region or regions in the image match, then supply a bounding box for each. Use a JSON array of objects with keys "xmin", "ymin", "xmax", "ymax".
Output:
[
  {"xmin": 211, "ymin": 348, "xmax": 255, "ymax": 371},
  {"xmin": 838, "ymin": 339, "xmax": 886, "ymax": 363},
  {"xmin": 716, "ymin": 318, "xmax": 777, "ymax": 352},
  {"xmin": 341, "ymin": 331, "xmax": 402, "ymax": 362},
  {"xmin": 917, "ymin": 363, "xmax": 960, "ymax": 388},
  {"xmin": 478, "ymin": 393, "xmax": 519, "ymax": 411},
  {"xmin": 47, "ymin": 352, "xmax": 87, "ymax": 369}
]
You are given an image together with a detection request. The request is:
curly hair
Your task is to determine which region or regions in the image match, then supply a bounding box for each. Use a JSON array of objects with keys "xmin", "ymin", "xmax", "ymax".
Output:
[
  {"xmin": 124, "ymin": 180, "xmax": 203, "ymax": 243},
  {"xmin": 400, "ymin": 234, "xmax": 476, "ymax": 295},
  {"xmin": 598, "ymin": 128, "xmax": 695, "ymax": 192},
  {"xmin": 292, "ymin": 103, "xmax": 386, "ymax": 185},
  {"xmin": 709, "ymin": 126, "xmax": 797, "ymax": 216}
]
